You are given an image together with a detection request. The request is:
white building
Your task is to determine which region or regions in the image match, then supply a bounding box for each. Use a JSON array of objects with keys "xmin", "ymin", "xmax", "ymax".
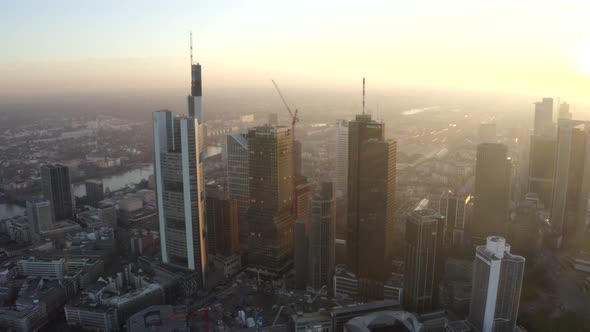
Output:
[{"xmin": 468, "ymin": 236, "xmax": 525, "ymax": 332}]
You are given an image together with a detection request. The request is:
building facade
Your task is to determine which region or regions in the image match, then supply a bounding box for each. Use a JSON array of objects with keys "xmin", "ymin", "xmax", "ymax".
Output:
[
  {"xmin": 226, "ymin": 133, "xmax": 250, "ymax": 249},
  {"xmin": 468, "ymin": 236, "xmax": 525, "ymax": 332},
  {"xmin": 153, "ymin": 110, "xmax": 206, "ymax": 287},
  {"xmin": 471, "ymin": 143, "xmax": 511, "ymax": 243},
  {"xmin": 308, "ymin": 179, "xmax": 336, "ymax": 290},
  {"xmin": 403, "ymin": 209, "xmax": 445, "ymax": 314},
  {"xmin": 85, "ymin": 180, "xmax": 104, "ymax": 208},
  {"xmin": 41, "ymin": 164, "xmax": 74, "ymax": 222},
  {"xmin": 246, "ymin": 126, "xmax": 294, "ymax": 276},
  {"xmin": 346, "ymin": 114, "xmax": 396, "ymax": 299},
  {"xmin": 26, "ymin": 199, "xmax": 53, "ymax": 234}
]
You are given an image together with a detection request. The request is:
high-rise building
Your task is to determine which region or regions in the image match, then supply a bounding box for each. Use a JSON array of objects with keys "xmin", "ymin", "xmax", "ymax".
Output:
[
  {"xmin": 335, "ymin": 119, "xmax": 349, "ymax": 198},
  {"xmin": 246, "ymin": 126, "xmax": 293, "ymax": 276},
  {"xmin": 41, "ymin": 164, "xmax": 74, "ymax": 222},
  {"xmin": 308, "ymin": 178, "xmax": 336, "ymax": 290},
  {"xmin": 294, "ymin": 219, "xmax": 308, "ymax": 289},
  {"xmin": 296, "ymin": 175, "xmax": 312, "ymax": 228},
  {"xmin": 471, "ymin": 143, "xmax": 511, "ymax": 243},
  {"xmin": 403, "ymin": 209, "xmax": 445, "ymax": 314},
  {"xmin": 527, "ymin": 135, "xmax": 556, "ymax": 208},
  {"xmin": 187, "ymin": 57, "xmax": 203, "ymax": 122},
  {"xmin": 558, "ymin": 101, "xmax": 572, "ymax": 120},
  {"xmin": 468, "ymin": 236, "xmax": 525, "ymax": 332},
  {"xmin": 550, "ymin": 119, "xmax": 590, "ymax": 248},
  {"xmin": 438, "ymin": 191, "xmax": 471, "ymax": 247},
  {"xmin": 479, "ymin": 123, "xmax": 497, "ymax": 144},
  {"xmin": 26, "ymin": 199, "xmax": 53, "ymax": 234},
  {"xmin": 85, "ymin": 180, "xmax": 104, "ymax": 208},
  {"xmin": 226, "ymin": 133, "xmax": 249, "ymax": 249},
  {"xmin": 533, "ymin": 97, "xmax": 554, "ymax": 136},
  {"xmin": 206, "ymin": 195, "xmax": 239, "ymax": 257},
  {"xmin": 153, "ymin": 110, "xmax": 206, "ymax": 286},
  {"xmin": 347, "ymin": 114, "xmax": 396, "ymax": 299}
]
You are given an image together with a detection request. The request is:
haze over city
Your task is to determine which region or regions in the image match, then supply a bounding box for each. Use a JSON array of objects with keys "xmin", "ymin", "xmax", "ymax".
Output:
[{"xmin": 2, "ymin": 1, "xmax": 590, "ymax": 332}]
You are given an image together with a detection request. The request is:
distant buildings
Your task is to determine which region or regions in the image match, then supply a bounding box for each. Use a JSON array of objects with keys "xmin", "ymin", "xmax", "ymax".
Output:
[
  {"xmin": 26, "ymin": 198, "xmax": 52, "ymax": 234},
  {"xmin": 85, "ymin": 180, "xmax": 104, "ymax": 208},
  {"xmin": 533, "ymin": 97, "xmax": 553, "ymax": 136},
  {"xmin": 403, "ymin": 209, "xmax": 445, "ymax": 314},
  {"xmin": 468, "ymin": 236, "xmax": 525, "ymax": 332},
  {"xmin": 558, "ymin": 101, "xmax": 572, "ymax": 120},
  {"xmin": 41, "ymin": 164, "xmax": 74, "ymax": 222},
  {"xmin": 246, "ymin": 126, "xmax": 293, "ymax": 276},
  {"xmin": 346, "ymin": 114, "xmax": 396, "ymax": 299},
  {"xmin": 527, "ymin": 135, "xmax": 556, "ymax": 208},
  {"xmin": 152, "ymin": 110, "xmax": 206, "ymax": 286},
  {"xmin": 308, "ymin": 179, "xmax": 336, "ymax": 290},
  {"xmin": 226, "ymin": 133, "xmax": 250, "ymax": 249},
  {"xmin": 471, "ymin": 143, "xmax": 511, "ymax": 243},
  {"xmin": 127, "ymin": 305, "xmax": 188, "ymax": 331},
  {"xmin": 294, "ymin": 219, "xmax": 308, "ymax": 289}
]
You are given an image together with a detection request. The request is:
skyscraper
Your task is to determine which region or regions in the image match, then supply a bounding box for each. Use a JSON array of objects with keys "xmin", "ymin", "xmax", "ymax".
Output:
[
  {"xmin": 246, "ymin": 126, "xmax": 293, "ymax": 276},
  {"xmin": 468, "ymin": 236, "xmax": 525, "ymax": 332},
  {"xmin": 294, "ymin": 219, "xmax": 308, "ymax": 289},
  {"xmin": 26, "ymin": 199, "xmax": 52, "ymax": 234},
  {"xmin": 559, "ymin": 101, "xmax": 572, "ymax": 120},
  {"xmin": 471, "ymin": 143, "xmax": 511, "ymax": 243},
  {"xmin": 187, "ymin": 37, "xmax": 203, "ymax": 122},
  {"xmin": 335, "ymin": 119, "xmax": 349, "ymax": 198},
  {"xmin": 41, "ymin": 164, "xmax": 74, "ymax": 222},
  {"xmin": 153, "ymin": 110, "xmax": 206, "ymax": 286},
  {"xmin": 403, "ymin": 209, "xmax": 445, "ymax": 314},
  {"xmin": 308, "ymin": 178, "xmax": 335, "ymax": 290},
  {"xmin": 550, "ymin": 119, "xmax": 590, "ymax": 248},
  {"xmin": 226, "ymin": 133, "xmax": 249, "ymax": 248},
  {"xmin": 347, "ymin": 114, "xmax": 396, "ymax": 299},
  {"xmin": 533, "ymin": 97, "xmax": 553, "ymax": 136},
  {"xmin": 438, "ymin": 191, "xmax": 470, "ymax": 247},
  {"xmin": 478, "ymin": 123, "xmax": 497, "ymax": 144},
  {"xmin": 85, "ymin": 180, "xmax": 104, "ymax": 208},
  {"xmin": 527, "ymin": 135, "xmax": 556, "ymax": 208}
]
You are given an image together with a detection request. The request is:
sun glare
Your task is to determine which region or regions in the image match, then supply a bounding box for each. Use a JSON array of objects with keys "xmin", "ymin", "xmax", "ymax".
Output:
[{"xmin": 577, "ymin": 41, "xmax": 590, "ymax": 77}]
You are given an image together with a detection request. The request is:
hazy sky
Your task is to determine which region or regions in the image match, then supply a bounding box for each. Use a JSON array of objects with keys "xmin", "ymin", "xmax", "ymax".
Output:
[{"xmin": 1, "ymin": 0, "xmax": 590, "ymax": 104}]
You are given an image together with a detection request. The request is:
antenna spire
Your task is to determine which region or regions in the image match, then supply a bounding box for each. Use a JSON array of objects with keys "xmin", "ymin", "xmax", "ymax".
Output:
[
  {"xmin": 362, "ymin": 77, "xmax": 366, "ymax": 115},
  {"xmin": 190, "ymin": 31, "xmax": 194, "ymax": 65}
]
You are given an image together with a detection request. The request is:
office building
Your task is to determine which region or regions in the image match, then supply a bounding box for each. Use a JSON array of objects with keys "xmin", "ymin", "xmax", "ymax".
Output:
[
  {"xmin": 246, "ymin": 126, "xmax": 294, "ymax": 276},
  {"xmin": 471, "ymin": 143, "xmax": 511, "ymax": 243},
  {"xmin": 294, "ymin": 219, "xmax": 308, "ymax": 289},
  {"xmin": 226, "ymin": 133, "xmax": 250, "ymax": 248},
  {"xmin": 289, "ymin": 311, "xmax": 331, "ymax": 332},
  {"xmin": 403, "ymin": 209, "xmax": 445, "ymax": 314},
  {"xmin": 187, "ymin": 51, "xmax": 203, "ymax": 122},
  {"xmin": 550, "ymin": 119, "xmax": 590, "ymax": 248},
  {"xmin": 205, "ymin": 187, "xmax": 241, "ymax": 276},
  {"xmin": 127, "ymin": 305, "xmax": 188, "ymax": 332},
  {"xmin": 527, "ymin": 135, "xmax": 556, "ymax": 208},
  {"xmin": 296, "ymin": 175, "xmax": 312, "ymax": 227},
  {"xmin": 533, "ymin": 97, "xmax": 553, "ymax": 136},
  {"xmin": 439, "ymin": 191, "xmax": 471, "ymax": 247},
  {"xmin": 26, "ymin": 199, "xmax": 52, "ymax": 234},
  {"xmin": 41, "ymin": 164, "xmax": 74, "ymax": 222},
  {"xmin": 468, "ymin": 236, "xmax": 525, "ymax": 332},
  {"xmin": 335, "ymin": 119, "xmax": 349, "ymax": 198},
  {"xmin": 308, "ymin": 179, "xmax": 336, "ymax": 290},
  {"xmin": 153, "ymin": 110, "xmax": 206, "ymax": 286},
  {"xmin": 478, "ymin": 123, "xmax": 497, "ymax": 144},
  {"xmin": 347, "ymin": 114, "xmax": 396, "ymax": 299},
  {"xmin": 85, "ymin": 180, "xmax": 104, "ymax": 208}
]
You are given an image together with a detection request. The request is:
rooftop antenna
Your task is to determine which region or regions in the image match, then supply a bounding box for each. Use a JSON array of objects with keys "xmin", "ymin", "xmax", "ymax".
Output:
[
  {"xmin": 190, "ymin": 31, "xmax": 194, "ymax": 65},
  {"xmin": 362, "ymin": 77, "xmax": 366, "ymax": 115}
]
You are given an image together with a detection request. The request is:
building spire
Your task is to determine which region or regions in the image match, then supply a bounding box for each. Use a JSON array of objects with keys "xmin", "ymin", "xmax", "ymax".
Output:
[
  {"xmin": 362, "ymin": 77, "xmax": 366, "ymax": 115},
  {"xmin": 190, "ymin": 31, "xmax": 194, "ymax": 65}
]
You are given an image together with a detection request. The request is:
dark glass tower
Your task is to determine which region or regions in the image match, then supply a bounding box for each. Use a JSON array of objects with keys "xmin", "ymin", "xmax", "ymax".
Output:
[
  {"xmin": 41, "ymin": 164, "xmax": 74, "ymax": 222},
  {"xmin": 403, "ymin": 209, "xmax": 445, "ymax": 314},
  {"xmin": 246, "ymin": 126, "xmax": 294, "ymax": 276},
  {"xmin": 471, "ymin": 143, "xmax": 511, "ymax": 243},
  {"xmin": 346, "ymin": 114, "xmax": 396, "ymax": 299}
]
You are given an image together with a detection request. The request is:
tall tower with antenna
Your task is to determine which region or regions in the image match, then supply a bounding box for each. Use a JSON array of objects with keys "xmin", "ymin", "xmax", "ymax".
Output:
[{"xmin": 188, "ymin": 32, "xmax": 203, "ymax": 122}]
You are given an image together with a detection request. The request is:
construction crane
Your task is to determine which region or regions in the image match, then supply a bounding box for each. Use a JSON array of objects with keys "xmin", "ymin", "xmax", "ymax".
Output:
[{"xmin": 271, "ymin": 80, "xmax": 299, "ymax": 221}]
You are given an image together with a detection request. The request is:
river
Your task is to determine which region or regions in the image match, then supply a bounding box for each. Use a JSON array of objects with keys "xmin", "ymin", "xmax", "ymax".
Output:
[{"xmin": 0, "ymin": 203, "xmax": 26, "ymax": 219}]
